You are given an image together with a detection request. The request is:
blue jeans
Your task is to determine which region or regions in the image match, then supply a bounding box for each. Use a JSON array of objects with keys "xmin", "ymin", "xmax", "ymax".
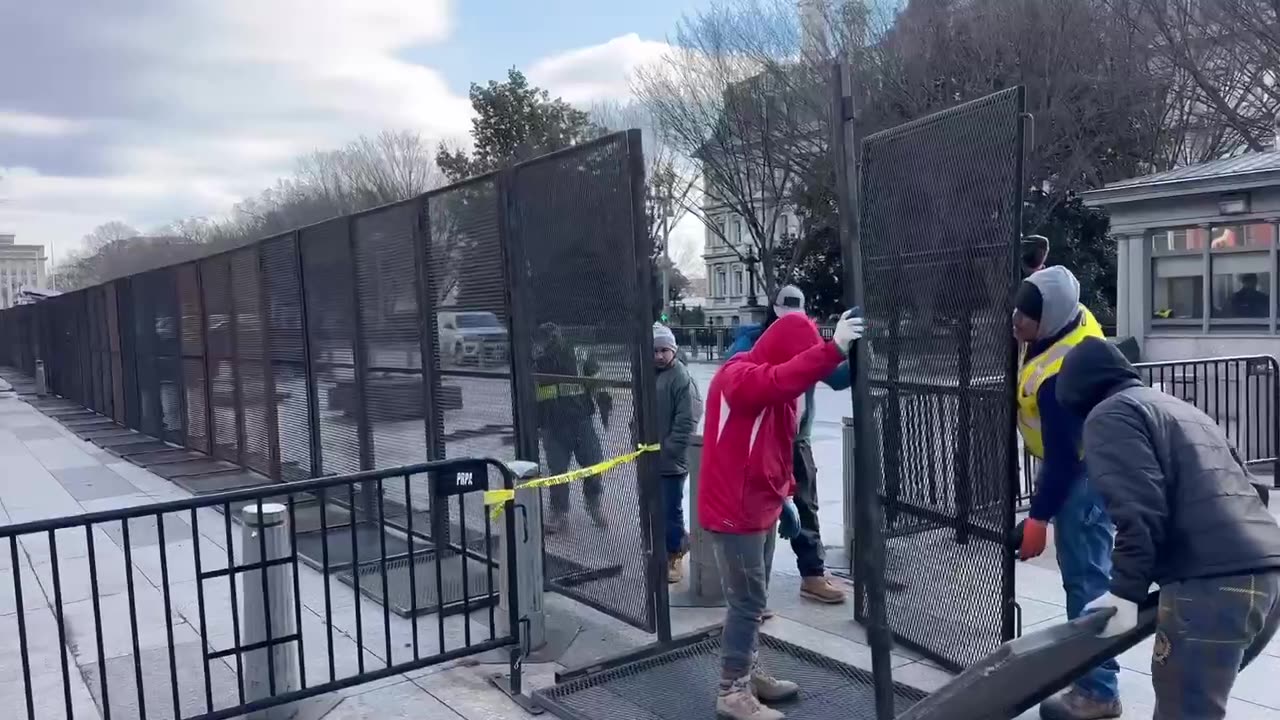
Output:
[
  {"xmin": 1054, "ymin": 479, "xmax": 1120, "ymax": 702},
  {"xmin": 663, "ymin": 474, "xmax": 689, "ymax": 555},
  {"xmin": 712, "ymin": 529, "xmax": 777, "ymax": 678}
]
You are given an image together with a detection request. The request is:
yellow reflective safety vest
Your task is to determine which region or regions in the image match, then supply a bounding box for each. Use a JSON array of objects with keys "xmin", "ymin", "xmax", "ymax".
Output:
[
  {"xmin": 535, "ymin": 382, "xmax": 587, "ymax": 402},
  {"xmin": 1017, "ymin": 305, "xmax": 1104, "ymax": 459}
]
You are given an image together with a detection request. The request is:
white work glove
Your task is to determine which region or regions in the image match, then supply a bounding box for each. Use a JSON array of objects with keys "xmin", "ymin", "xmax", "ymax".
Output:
[
  {"xmin": 1083, "ymin": 592, "xmax": 1139, "ymax": 638},
  {"xmin": 832, "ymin": 309, "xmax": 865, "ymax": 355}
]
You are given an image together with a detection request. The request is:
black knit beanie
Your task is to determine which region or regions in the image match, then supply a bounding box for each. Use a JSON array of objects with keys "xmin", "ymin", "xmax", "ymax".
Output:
[{"xmin": 1014, "ymin": 280, "xmax": 1043, "ymax": 322}]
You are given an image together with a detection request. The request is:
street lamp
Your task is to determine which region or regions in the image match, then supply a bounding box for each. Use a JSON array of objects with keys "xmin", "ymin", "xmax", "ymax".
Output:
[{"xmin": 649, "ymin": 183, "xmax": 676, "ymax": 319}]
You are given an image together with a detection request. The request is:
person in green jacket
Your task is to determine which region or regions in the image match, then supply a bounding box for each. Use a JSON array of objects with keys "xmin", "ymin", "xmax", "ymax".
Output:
[
  {"xmin": 653, "ymin": 323, "xmax": 702, "ymax": 583},
  {"xmin": 724, "ymin": 285, "xmax": 851, "ymax": 604}
]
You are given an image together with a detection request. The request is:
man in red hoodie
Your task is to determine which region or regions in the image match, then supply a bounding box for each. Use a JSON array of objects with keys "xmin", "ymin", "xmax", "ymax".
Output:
[{"xmin": 699, "ymin": 310, "xmax": 864, "ymax": 720}]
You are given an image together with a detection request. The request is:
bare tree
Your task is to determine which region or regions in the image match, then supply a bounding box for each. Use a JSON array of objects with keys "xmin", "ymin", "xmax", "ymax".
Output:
[{"xmin": 82, "ymin": 221, "xmax": 140, "ymax": 252}]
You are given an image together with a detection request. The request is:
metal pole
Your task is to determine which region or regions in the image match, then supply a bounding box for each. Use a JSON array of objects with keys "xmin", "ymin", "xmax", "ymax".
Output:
[
  {"xmin": 241, "ymin": 503, "xmax": 299, "ymax": 720},
  {"xmin": 841, "ymin": 416, "xmax": 855, "ymax": 575},
  {"xmin": 661, "ymin": 199, "xmax": 671, "ymax": 319},
  {"xmin": 833, "ymin": 59, "xmax": 896, "ymax": 720}
]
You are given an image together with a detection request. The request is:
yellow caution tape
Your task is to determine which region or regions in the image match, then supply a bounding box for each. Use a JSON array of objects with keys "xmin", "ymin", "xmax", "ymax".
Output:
[{"xmin": 483, "ymin": 444, "xmax": 660, "ymax": 518}]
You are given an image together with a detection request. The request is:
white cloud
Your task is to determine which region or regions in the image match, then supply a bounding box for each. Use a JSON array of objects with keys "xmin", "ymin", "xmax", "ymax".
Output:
[
  {"xmin": 0, "ymin": 112, "xmax": 85, "ymax": 137},
  {"xmin": 529, "ymin": 33, "xmax": 674, "ymax": 105},
  {"xmin": 0, "ymin": 1, "xmax": 473, "ymax": 260}
]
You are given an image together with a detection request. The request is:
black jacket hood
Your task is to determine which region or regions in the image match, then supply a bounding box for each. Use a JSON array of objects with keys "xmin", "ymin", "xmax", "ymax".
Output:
[{"xmin": 1056, "ymin": 337, "xmax": 1143, "ymax": 417}]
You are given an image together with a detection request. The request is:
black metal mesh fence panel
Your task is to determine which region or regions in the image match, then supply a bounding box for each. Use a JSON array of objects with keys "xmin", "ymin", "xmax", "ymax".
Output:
[
  {"xmin": 300, "ymin": 218, "xmax": 364, "ymax": 476},
  {"xmin": 117, "ymin": 279, "xmax": 142, "ymax": 429},
  {"xmin": 107, "ymin": 282, "xmax": 125, "ymax": 423},
  {"xmin": 134, "ymin": 271, "xmax": 165, "ymax": 437},
  {"xmin": 509, "ymin": 134, "xmax": 660, "ymax": 633},
  {"xmin": 152, "ymin": 267, "xmax": 186, "ymax": 445},
  {"xmin": 92, "ymin": 287, "xmax": 111, "ymax": 416},
  {"xmin": 177, "ymin": 263, "xmax": 209, "ymax": 453},
  {"xmin": 231, "ymin": 247, "xmax": 275, "ymax": 475},
  {"xmin": 262, "ymin": 234, "xmax": 313, "ymax": 480},
  {"xmin": 855, "ymin": 88, "xmax": 1024, "ymax": 671},
  {"xmin": 201, "ymin": 255, "xmax": 240, "ymax": 462}
]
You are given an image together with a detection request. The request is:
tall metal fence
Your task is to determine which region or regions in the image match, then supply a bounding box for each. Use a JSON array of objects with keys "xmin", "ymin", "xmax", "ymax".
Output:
[
  {"xmin": 853, "ymin": 87, "xmax": 1026, "ymax": 672},
  {"xmin": 0, "ymin": 131, "xmax": 667, "ymax": 636},
  {"xmin": 1017, "ymin": 354, "xmax": 1280, "ymax": 507}
]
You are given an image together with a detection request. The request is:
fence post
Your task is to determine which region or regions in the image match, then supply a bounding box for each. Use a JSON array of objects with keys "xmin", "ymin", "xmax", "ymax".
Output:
[
  {"xmin": 842, "ymin": 416, "xmax": 856, "ymax": 575},
  {"xmin": 499, "ymin": 460, "xmax": 545, "ymax": 650},
  {"xmin": 241, "ymin": 503, "xmax": 299, "ymax": 720},
  {"xmin": 685, "ymin": 435, "xmax": 725, "ymax": 606}
]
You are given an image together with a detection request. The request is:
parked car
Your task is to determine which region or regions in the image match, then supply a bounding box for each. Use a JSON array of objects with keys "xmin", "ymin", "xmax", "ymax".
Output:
[{"xmin": 438, "ymin": 311, "xmax": 508, "ymax": 366}]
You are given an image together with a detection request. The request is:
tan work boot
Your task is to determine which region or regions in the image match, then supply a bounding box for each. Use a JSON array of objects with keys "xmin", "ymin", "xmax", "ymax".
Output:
[
  {"xmin": 667, "ymin": 552, "xmax": 685, "ymax": 584},
  {"xmin": 758, "ymin": 608, "xmax": 775, "ymax": 622},
  {"xmin": 800, "ymin": 575, "xmax": 846, "ymax": 604},
  {"xmin": 751, "ymin": 664, "xmax": 799, "ymax": 703},
  {"xmin": 1039, "ymin": 689, "xmax": 1122, "ymax": 720},
  {"xmin": 717, "ymin": 676, "xmax": 785, "ymax": 720}
]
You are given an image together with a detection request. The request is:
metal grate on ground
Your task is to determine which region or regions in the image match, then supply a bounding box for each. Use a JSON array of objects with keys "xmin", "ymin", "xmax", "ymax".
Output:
[
  {"xmin": 533, "ymin": 629, "xmax": 929, "ymax": 720},
  {"xmin": 336, "ymin": 548, "xmax": 498, "ymax": 618}
]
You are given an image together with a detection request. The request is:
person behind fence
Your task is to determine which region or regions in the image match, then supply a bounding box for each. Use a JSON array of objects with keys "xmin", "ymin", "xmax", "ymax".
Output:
[
  {"xmin": 1011, "ymin": 266, "xmax": 1121, "ymax": 720},
  {"xmin": 700, "ymin": 309, "xmax": 863, "ymax": 720},
  {"xmin": 724, "ymin": 285, "xmax": 851, "ymax": 606},
  {"xmin": 1056, "ymin": 337, "xmax": 1280, "ymax": 720},
  {"xmin": 533, "ymin": 321, "xmax": 606, "ymax": 533},
  {"xmin": 652, "ymin": 322, "xmax": 703, "ymax": 584}
]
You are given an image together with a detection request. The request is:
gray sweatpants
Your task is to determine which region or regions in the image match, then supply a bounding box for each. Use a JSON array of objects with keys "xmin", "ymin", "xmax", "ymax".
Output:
[
  {"xmin": 711, "ymin": 529, "xmax": 777, "ymax": 679},
  {"xmin": 1152, "ymin": 571, "xmax": 1280, "ymax": 719}
]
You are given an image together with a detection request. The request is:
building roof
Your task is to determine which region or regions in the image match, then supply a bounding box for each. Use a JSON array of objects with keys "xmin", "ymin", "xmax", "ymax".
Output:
[{"xmin": 1084, "ymin": 149, "xmax": 1280, "ymax": 206}]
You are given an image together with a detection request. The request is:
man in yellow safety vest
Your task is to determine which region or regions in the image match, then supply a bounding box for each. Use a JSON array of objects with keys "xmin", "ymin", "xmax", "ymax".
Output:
[{"xmin": 1012, "ymin": 266, "xmax": 1121, "ymax": 720}]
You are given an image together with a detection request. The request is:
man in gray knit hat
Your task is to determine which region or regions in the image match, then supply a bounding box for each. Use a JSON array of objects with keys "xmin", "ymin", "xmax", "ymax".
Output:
[{"xmin": 653, "ymin": 323, "xmax": 702, "ymax": 582}]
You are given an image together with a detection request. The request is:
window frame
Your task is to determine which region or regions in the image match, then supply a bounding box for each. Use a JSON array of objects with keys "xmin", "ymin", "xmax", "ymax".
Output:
[{"xmin": 1148, "ymin": 221, "xmax": 1279, "ymax": 335}]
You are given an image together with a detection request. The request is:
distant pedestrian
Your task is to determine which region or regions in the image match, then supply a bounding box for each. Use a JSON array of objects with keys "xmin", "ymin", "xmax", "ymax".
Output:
[
  {"xmin": 652, "ymin": 323, "xmax": 699, "ymax": 583},
  {"xmin": 533, "ymin": 322, "xmax": 606, "ymax": 533},
  {"xmin": 1058, "ymin": 337, "xmax": 1280, "ymax": 720},
  {"xmin": 700, "ymin": 310, "xmax": 863, "ymax": 720}
]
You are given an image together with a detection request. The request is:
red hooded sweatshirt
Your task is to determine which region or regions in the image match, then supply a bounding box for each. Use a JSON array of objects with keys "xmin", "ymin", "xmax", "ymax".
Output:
[{"xmin": 697, "ymin": 313, "xmax": 846, "ymax": 534}]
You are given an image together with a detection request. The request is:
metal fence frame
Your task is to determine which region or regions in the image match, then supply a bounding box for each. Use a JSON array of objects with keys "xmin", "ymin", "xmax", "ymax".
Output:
[
  {"xmin": 0, "ymin": 458, "xmax": 520, "ymax": 720},
  {"xmin": 850, "ymin": 86, "xmax": 1027, "ymax": 675},
  {"xmin": 0, "ymin": 130, "xmax": 668, "ymax": 639},
  {"xmin": 1016, "ymin": 354, "xmax": 1280, "ymax": 507}
]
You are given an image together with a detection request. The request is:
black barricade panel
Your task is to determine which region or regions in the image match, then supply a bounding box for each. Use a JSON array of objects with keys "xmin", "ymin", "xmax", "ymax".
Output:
[
  {"xmin": 153, "ymin": 267, "xmax": 185, "ymax": 445},
  {"xmin": 300, "ymin": 218, "xmax": 363, "ymax": 476},
  {"xmin": 354, "ymin": 201, "xmax": 428, "ymax": 470},
  {"xmin": 857, "ymin": 88, "xmax": 1024, "ymax": 671},
  {"xmin": 231, "ymin": 247, "xmax": 273, "ymax": 475},
  {"xmin": 106, "ymin": 282, "xmax": 125, "ymax": 423},
  {"xmin": 201, "ymin": 255, "xmax": 241, "ymax": 462},
  {"xmin": 262, "ymin": 234, "xmax": 313, "ymax": 481},
  {"xmin": 425, "ymin": 178, "xmax": 515, "ymax": 555},
  {"xmin": 511, "ymin": 135, "xmax": 658, "ymax": 633},
  {"xmin": 177, "ymin": 263, "xmax": 209, "ymax": 453}
]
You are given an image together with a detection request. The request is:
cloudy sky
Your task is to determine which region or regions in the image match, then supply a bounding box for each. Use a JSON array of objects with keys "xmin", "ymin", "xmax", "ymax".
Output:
[{"xmin": 0, "ymin": 0, "xmax": 708, "ymax": 270}]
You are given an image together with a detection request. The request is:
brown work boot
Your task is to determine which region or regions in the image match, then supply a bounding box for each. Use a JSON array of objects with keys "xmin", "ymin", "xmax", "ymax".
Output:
[
  {"xmin": 751, "ymin": 659, "xmax": 799, "ymax": 703},
  {"xmin": 757, "ymin": 608, "xmax": 775, "ymax": 622},
  {"xmin": 800, "ymin": 575, "xmax": 846, "ymax": 604},
  {"xmin": 1039, "ymin": 689, "xmax": 1122, "ymax": 720},
  {"xmin": 667, "ymin": 552, "xmax": 685, "ymax": 584},
  {"xmin": 717, "ymin": 676, "xmax": 785, "ymax": 720}
]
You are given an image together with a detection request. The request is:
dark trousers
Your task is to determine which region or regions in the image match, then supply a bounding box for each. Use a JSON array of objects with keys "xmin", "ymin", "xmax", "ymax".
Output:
[
  {"xmin": 791, "ymin": 441, "xmax": 826, "ymax": 577},
  {"xmin": 542, "ymin": 417, "xmax": 603, "ymax": 513},
  {"xmin": 1152, "ymin": 570, "xmax": 1280, "ymax": 719},
  {"xmin": 663, "ymin": 474, "xmax": 689, "ymax": 555}
]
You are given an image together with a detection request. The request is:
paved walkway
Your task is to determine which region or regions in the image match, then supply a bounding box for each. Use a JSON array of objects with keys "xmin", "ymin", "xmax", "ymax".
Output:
[{"xmin": 1, "ymin": 385, "xmax": 1279, "ymax": 719}]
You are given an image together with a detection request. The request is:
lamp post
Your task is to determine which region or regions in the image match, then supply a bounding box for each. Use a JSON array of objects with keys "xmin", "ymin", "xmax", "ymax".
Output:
[
  {"xmin": 744, "ymin": 251, "xmax": 760, "ymax": 307},
  {"xmin": 649, "ymin": 182, "xmax": 676, "ymax": 320}
]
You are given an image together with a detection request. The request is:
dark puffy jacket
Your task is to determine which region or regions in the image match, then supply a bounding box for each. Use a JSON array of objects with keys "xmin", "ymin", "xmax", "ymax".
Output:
[
  {"xmin": 1057, "ymin": 338, "xmax": 1280, "ymax": 602},
  {"xmin": 725, "ymin": 323, "xmax": 850, "ymax": 442},
  {"xmin": 655, "ymin": 360, "xmax": 698, "ymax": 477},
  {"xmin": 534, "ymin": 341, "xmax": 598, "ymax": 428}
]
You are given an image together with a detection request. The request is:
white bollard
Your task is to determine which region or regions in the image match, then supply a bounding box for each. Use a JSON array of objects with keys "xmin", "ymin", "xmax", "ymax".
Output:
[
  {"xmin": 241, "ymin": 503, "xmax": 299, "ymax": 720},
  {"xmin": 686, "ymin": 436, "xmax": 725, "ymax": 605},
  {"xmin": 34, "ymin": 360, "xmax": 46, "ymax": 397},
  {"xmin": 842, "ymin": 416, "xmax": 856, "ymax": 573},
  {"xmin": 499, "ymin": 461, "xmax": 545, "ymax": 650}
]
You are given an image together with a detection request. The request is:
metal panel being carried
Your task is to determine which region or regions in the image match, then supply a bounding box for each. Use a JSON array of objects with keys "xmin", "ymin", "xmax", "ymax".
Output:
[
  {"xmin": 855, "ymin": 87, "xmax": 1026, "ymax": 671},
  {"xmin": 509, "ymin": 132, "xmax": 663, "ymax": 634}
]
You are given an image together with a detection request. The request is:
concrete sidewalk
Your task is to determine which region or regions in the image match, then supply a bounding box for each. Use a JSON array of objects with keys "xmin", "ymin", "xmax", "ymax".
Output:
[{"xmin": 2, "ymin": 384, "xmax": 1280, "ymax": 719}]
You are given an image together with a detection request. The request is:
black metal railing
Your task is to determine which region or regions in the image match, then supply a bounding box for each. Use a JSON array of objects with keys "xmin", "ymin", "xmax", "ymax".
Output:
[
  {"xmin": 1017, "ymin": 354, "xmax": 1280, "ymax": 508},
  {"xmin": 1, "ymin": 458, "xmax": 519, "ymax": 720}
]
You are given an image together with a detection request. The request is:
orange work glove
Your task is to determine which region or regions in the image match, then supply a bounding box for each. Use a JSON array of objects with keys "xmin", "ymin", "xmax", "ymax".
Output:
[{"xmin": 1018, "ymin": 518, "xmax": 1048, "ymax": 560}]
